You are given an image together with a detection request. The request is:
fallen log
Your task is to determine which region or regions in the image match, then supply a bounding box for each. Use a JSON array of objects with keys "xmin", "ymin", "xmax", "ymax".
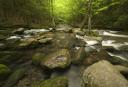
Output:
[{"xmin": 82, "ymin": 60, "xmax": 128, "ymax": 87}]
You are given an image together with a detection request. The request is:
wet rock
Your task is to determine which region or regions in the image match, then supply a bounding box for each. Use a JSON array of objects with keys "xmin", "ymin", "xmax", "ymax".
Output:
[
  {"xmin": 13, "ymin": 28, "xmax": 25, "ymax": 35},
  {"xmin": 31, "ymin": 76, "xmax": 68, "ymax": 87},
  {"xmin": 38, "ymin": 38, "xmax": 53, "ymax": 44},
  {"xmin": 73, "ymin": 47, "xmax": 86, "ymax": 64},
  {"xmin": 41, "ymin": 49, "xmax": 71, "ymax": 69},
  {"xmin": 107, "ymin": 52, "xmax": 128, "ymax": 67},
  {"xmin": 83, "ymin": 49, "xmax": 111, "ymax": 66},
  {"xmin": 0, "ymin": 64, "xmax": 11, "ymax": 80},
  {"xmin": 53, "ymin": 32, "xmax": 75, "ymax": 49},
  {"xmin": 32, "ymin": 53, "xmax": 45, "ymax": 65},
  {"xmin": 3, "ymin": 68, "xmax": 27, "ymax": 87},
  {"xmin": 19, "ymin": 38, "xmax": 39, "ymax": 48},
  {"xmin": 85, "ymin": 46, "xmax": 97, "ymax": 53}
]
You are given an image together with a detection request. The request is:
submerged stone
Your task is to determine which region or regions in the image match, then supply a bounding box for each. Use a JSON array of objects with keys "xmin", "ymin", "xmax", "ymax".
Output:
[{"xmin": 41, "ymin": 49, "xmax": 71, "ymax": 69}]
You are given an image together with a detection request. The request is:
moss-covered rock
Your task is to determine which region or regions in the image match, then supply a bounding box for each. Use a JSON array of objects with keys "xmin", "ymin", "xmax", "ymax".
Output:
[
  {"xmin": 0, "ymin": 64, "xmax": 11, "ymax": 80},
  {"xmin": 41, "ymin": 49, "xmax": 71, "ymax": 69},
  {"xmin": 32, "ymin": 53, "xmax": 45, "ymax": 65},
  {"xmin": 3, "ymin": 68, "xmax": 26, "ymax": 87},
  {"xmin": 31, "ymin": 76, "xmax": 68, "ymax": 87}
]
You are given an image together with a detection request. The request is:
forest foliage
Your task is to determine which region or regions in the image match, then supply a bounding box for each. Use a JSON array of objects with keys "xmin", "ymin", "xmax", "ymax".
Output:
[{"xmin": 0, "ymin": 0, "xmax": 128, "ymax": 31}]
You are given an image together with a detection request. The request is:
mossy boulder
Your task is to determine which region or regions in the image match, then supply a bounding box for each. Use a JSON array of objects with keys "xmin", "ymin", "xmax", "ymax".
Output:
[
  {"xmin": 32, "ymin": 53, "xmax": 45, "ymax": 65},
  {"xmin": 0, "ymin": 64, "xmax": 11, "ymax": 80},
  {"xmin": 31, "ymin": 76, "xmax": 68, "ymax": 87},
  {"xmin": 41, "ymin": 49, "xmax": 71, "ymax": 69},
  {"xmin": 3, "ymin": 68, "xmax": 26, "ymax": 87}
]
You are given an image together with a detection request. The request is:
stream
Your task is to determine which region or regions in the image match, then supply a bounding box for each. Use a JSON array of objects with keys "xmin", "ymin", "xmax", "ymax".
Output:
[
  {"xmin": 50, "ymin": 30, "xmax": 128, "ymax": 87},
  {"xmin": 0, "ymin": 28, "xmax": 128, "ymax": 87}
]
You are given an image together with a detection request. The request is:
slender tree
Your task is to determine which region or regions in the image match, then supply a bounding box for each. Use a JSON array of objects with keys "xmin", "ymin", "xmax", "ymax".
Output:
[
  {"xmin": 50, "ymin": 0, "xmax": 55, "ymax": 27},
  {"xmin": 88, "ymin": 0, "xmax": 92, "ymax": 34}
]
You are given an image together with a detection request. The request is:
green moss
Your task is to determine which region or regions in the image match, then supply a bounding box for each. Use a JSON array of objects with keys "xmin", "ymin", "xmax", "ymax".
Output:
[
  {"xmin": 31, "ymin": 76, "xmax": 68, "ymax": 87},
  {"xmin": 3, "ymin": 68, "xmax": 26, "ymax": 87},
  {"xmin": 84, "ymin": 31, "xmax": 99, "ymax": 37},
  {"xmin": 32, "ymin": 53, "xmax": 45, "ymax": 65},
  {"xmin": 0, "ymin": 64, "xmax": 11, "ymax": 80}
]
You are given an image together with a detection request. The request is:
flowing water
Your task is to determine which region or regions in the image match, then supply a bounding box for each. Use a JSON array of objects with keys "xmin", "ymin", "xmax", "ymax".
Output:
[{"xmin": 0, "ymin": 28, "xmax": 128, "ymax": 87}]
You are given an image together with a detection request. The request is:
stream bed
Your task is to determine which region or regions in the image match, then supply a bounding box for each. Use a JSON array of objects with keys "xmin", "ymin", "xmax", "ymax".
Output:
[{"xmin": 0, "ymin": 28, "xmax": 128, "ymax": 87}]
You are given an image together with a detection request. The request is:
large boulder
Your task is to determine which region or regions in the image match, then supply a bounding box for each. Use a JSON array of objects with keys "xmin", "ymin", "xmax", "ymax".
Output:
[
  {"xmin": 0, "ymin": 64, "xmax": 11, "ymax": 80},
  {"xmin": 31, "ymin": 76, "xmax": 68, "ymax": 87},
  {"xmin": 41, "ymin": 49, "xmax": 71, "ymax": 69},
  {"xmin": 82, "ymin": 60, "xmax": 128, "ymax": 87}
]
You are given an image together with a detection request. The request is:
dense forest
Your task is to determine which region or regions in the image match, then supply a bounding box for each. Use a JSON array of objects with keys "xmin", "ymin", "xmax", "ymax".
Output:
[
  {"xmin": 0, "ymin": 0, "xmax": 128, "ymax": 31},
  {"xmin": 0, "ymin": 0, "xmax": 128, "ymax": 87}
]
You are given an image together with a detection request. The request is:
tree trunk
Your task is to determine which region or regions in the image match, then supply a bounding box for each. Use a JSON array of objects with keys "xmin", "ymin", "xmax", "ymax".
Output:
[
  {"xmin": 88, "ymin": 0, "xmax": 92, "ymax": 34},
  {"xmin": 80, "ymin": 14, "xmax": 87, "ymax": 30},
  {"xmin": 51, "ymin": 0, "xmax": 55, "ymax": 27},
  {"xmin": 80, "ymin": 0, "xmax": 92, "ymax": 32},
  {"xmin": 83, "ymin": 60, "xmax": 128, "ymax": 87}
]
